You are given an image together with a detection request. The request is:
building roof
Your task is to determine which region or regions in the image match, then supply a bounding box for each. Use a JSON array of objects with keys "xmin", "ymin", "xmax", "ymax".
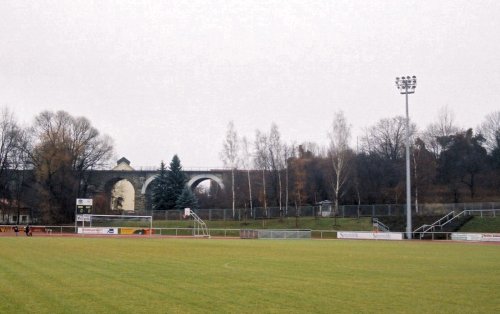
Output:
[
  {"xmin": 113, "ymin": 157, "xmax": 134, "ymax": 171},
  {"xmin": 117, "ymin": 157, "xmax": 131, "ymax": 165}
]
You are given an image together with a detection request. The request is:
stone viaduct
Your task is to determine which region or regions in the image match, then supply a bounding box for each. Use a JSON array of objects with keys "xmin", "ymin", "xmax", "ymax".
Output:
[{"xmin": 86, "ymin": 159, "xmax": 228, "ymax": 211}]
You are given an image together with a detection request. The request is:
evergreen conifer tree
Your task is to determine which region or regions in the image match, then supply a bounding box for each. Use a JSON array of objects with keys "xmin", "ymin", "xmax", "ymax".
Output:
[
  {"xmin": 151, "ymin": 161, "xmax": 170, "ymax": 210},
  {"xmin": 165, "ymin": 155, "xmax": 188, "ymax": 209},
  {"xmin": 175, "ymin": 187, "xmax": 199, "ymax": 209}
]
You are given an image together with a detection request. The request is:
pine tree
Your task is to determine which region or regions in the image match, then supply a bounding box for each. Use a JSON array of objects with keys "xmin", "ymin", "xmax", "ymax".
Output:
[
  {"xmin": 151, "ymin": 161, "xmax": 170, "ymax": 210},
  {"xmin": 175, "ymin": 187, "xmax": 198, "ymax": 210},
  {"xmin": 165, "ymin": 155, "xmax": 187, "ymax": 209}
]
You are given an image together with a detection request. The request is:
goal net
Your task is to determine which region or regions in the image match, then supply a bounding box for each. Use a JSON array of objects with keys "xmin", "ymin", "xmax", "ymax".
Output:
[{"xmin": 77, "ymin": 214, "xmax": 153, "ymax": 235}]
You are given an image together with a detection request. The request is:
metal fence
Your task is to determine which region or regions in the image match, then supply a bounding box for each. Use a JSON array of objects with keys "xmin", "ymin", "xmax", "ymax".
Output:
[
  {"xmin": 2, "ymin": 225, "xmax": 498, "ymax": 242},
  {"xmin": 132, "ymin": 202, "xmax": 500, "ymax": 221},
  {"xmin": 4, "ymin": 202, "xmax": 498, "ymax": 225},
  {"xmin": 0, "ymin": 226, "xmax": 334, "ymax": 239}
]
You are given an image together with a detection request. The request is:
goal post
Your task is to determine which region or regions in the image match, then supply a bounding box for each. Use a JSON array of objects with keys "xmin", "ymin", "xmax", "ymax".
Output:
[
  {"xmin": 77, "ymin": 214, "xmax": 153, "ymax": 236},
  {"xmin": 184, "ymin": 208, "xmax": 210, "ymax": 238}
]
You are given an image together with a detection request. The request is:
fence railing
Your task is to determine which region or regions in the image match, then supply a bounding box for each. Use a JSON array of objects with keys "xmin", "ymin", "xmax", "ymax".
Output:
[
  {"xmin": 2, "ymin": 225, "xmax": 498, "ymax": 241},
  {"xmin": 3, "ymin": 202, "xmax": 499, "ymax": 225},
  {"xmin": 414, "ymin": 211, "xmax": 456, "ymax": 235},
  {"xmin": 464, "ymin": 209, "xmax": 498, "ymax": 217},
  {"xmin": 413, "ymin": 209, "xmax": 499, "ymax": 239},
  {"xmin": 130, "ymin": 202, "xmax": 500, "ymax": 221},
  {"xmin": 0, "ymin": 225, "xmax": 339, "ymax": 239},
  {"xmin": 412, "ymin": 231, "xmax": 455, "ymax": 240}
]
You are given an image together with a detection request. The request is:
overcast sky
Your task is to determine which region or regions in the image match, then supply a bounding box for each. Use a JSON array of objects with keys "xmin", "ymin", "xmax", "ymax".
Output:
[{"xmin": 1, "ymin": 0, "xmax": 499, "ymax": 168}]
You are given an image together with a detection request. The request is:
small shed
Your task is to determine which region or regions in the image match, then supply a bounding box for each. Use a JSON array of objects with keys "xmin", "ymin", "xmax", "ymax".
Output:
[{"xmin": 316, "ymin": 200, "xmax": 333, "ymax": 217}]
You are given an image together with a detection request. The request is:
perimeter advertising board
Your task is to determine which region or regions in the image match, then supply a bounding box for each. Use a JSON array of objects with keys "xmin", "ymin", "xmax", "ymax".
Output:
[
  {"xmin": 451, "ymin": 233, "xmax": 500, "ymax": 242},
  {"xmin": 77, "ymin": 227, "xmax": 118, "ymax": 235},
  {"xmin": 337, "ymin": 231, "xmax": 404, "ymax": 240},
  {"xmin": 76, "ymin": 214, "xmax": 91, "ymax": 222}
]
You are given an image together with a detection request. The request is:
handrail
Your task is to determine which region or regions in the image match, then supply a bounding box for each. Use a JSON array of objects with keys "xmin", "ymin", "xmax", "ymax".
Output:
[
  {"xmin": 412, "ymin": 209, "xmax": 496, "ymax": 238},
  {"xmin": 372, "ymin": 218, "xmax": 390, "ymax": 232},
  {"xmin": 440, "ymin": 210, "xmax": 470, "ymax": 228},
  {"xmin": 414, "ymin": 211, "xmax": 455, "ymax": 234},
  {"xmin": 414, "ymin": 211, "xmax": 456, "ymax": 239}
]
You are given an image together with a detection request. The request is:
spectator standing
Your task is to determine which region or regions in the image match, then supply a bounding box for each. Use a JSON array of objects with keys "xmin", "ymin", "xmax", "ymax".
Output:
[
  {"xmin": 13, "ymin": 225, "xmax": 19, "ymax": 236},
  {"xmin": 25, "ymin": 224, "xmax": 32, "ymax": 237}
]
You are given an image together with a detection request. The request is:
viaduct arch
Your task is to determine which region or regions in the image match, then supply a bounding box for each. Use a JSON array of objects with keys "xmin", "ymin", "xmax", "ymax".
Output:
[
  {"xmin": 88, "ymin": 168, "xmax": 227, "ymax": 211},
  {"xmin": 141, "ymin": 173, "xmax": 225, "ymax": 193},
  {"xmin": 186, "ymin": 174, "xmax": 225, "ymax": 191}
]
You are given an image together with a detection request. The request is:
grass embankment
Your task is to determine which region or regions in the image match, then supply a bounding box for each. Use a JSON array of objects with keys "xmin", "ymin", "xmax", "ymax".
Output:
[
  {"xmin": 459, "ymin": 217, "xmax": 500, "ymax": 232},
  {"xmin": 90, "ymin": 216, "xmax": 500, "ymax": 235},
  {"xmin": 1, "ymin": 238, "xmax": 498, "ymax": 313},
  {"xmin": 153, "ymin": 217, "xmax": 373, "ymax": 231},
  {"xmin": 87, "ymin": 215, "xmax": 500, "ymax": 235}
]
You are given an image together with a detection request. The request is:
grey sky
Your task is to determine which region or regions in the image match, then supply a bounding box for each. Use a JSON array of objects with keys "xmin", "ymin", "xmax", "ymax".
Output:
[{"xmin": 1, "ymin": 0, "xmax": 499, "ymax": 168}]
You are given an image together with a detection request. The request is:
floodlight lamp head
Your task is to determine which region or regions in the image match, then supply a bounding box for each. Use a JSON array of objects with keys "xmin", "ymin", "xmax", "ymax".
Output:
[{"xmin": 395, "ymin": 75, "xmax": 417, "ymax": 94}]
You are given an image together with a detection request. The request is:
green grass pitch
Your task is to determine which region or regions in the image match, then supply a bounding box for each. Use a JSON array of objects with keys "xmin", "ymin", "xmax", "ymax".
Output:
[{"xmin": 1, "ymin": 237, "xmax": 498, "ymax": 313}]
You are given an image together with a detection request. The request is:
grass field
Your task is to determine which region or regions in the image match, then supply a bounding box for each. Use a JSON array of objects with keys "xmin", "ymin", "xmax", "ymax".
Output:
[{"xmin": 1, "ymin": 237, "xmax": 499, "ymax": 313}]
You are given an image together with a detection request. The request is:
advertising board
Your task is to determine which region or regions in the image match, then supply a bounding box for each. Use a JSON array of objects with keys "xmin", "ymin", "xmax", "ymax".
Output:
[
  {"xmin": 337, "ymin": 231, "xmax": 404, "ymax": 240},
  {"xmin": 452, "ymin": 233, "xmax": 500, "ymax": 242},
  {"xmin": 76, "ymin": 215, "xmax": 91, "ymax": 222},
  {"xmin": 77, "ymin": 227, "xmax": 118, "ymax": 235}
]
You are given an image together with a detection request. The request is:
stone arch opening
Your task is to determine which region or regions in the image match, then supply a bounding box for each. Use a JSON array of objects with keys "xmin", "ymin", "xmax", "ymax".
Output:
[
  {"xmin": 107, "ymin": 178, "xmax": 135, "ymax": 212},
  {"xmin": 141, "ymin": 175, "xmax": 158, "ymax": 195},
  {"xmin": 142, "ymin": 175, "xmax": 158, "ymax": 210},
  {"xmin": 140, "ymin": 174, "xmax": 225, "ymax": 210},
  {"xmin": 188, "ymin": 176, "xmax": 225, "ymax": 209},
  {"xmin": 141, "ymin": 174, "xmax": 225, "ymax": 194},
  {"xmin": 187, "ymin": 174, "xmax": 225, "ymax": 191}
]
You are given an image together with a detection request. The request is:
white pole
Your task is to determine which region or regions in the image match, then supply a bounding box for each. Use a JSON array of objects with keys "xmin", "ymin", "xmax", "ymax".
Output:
[
  {"xmin": 396, "ymin": 76, "xmax": 416, "ymax": 240},
  {"xmin": 405, "ymin": 86, "xmax": 412, "ymax": 240}
]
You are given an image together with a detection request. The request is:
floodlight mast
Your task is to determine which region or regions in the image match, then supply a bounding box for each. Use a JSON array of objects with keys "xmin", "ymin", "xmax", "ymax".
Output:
[{"xmin": 395, "ymin": 76, "xmax": 417, "ymax": 239}]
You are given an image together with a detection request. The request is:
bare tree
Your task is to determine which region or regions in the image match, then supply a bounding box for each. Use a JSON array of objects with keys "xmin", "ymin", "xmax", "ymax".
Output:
[
  {"xmin": 30, "ymin": 110, "xmax": 114, "ymax": 223},
  {"xmin": 290, "ymin": 153, "xmax": 307, "ymax": 209},
  {"xmin": 0, "ymin": 108, "xmax": 22, "ymax": 186},
  {"xmin": 220, "ymin": 121, "xmax": 239, "ymax": 218},
  {"xmin": 0, "ymin": 107, "xmax": 27, "ymax": 223},
  {"xmin": 478, "ymin": 111, "xmax": 500, "ymax": 153},
  {"xmin": 254, "ymin": 129, "xmax": 269, "ymax": 218},
  {"xmin": 268, "ymin": 123, "xmax": 284, "ymax": 217},
  {"xmin": 362, "ymin": 116, "xmax": 410, "ymax": 160},
  {"xmin": 282, "ymin": 143, "xmax": 295, "ymax": 216},
  {"xmin": 328, "ymin": 111, "xmax": 352, "ymax": 221},
  {"xmin": 423, "ymin": 105, "xmax": 460, "ymax": 158},
  {"xmin": 240, "ymin": 136, "xmax": 253, "ymax": 217}
]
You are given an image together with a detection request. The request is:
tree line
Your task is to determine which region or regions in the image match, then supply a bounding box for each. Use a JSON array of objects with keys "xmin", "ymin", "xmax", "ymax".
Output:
[
  {"xmin": 1, "ymin": 106, "xmax": 499, "ymax": 223},
  {"xmin": 218, "ymin": 107, "xmax": 500, "ymax": 217},
  {"xmin": 0, "ymin": 109, "xmax": 113, "ymax": 223}
]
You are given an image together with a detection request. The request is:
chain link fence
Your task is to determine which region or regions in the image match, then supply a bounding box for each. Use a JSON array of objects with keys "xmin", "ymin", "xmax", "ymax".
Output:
[{"xmin": 132, "ymin": 202, "xmax": 500, "ymax": 221}]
